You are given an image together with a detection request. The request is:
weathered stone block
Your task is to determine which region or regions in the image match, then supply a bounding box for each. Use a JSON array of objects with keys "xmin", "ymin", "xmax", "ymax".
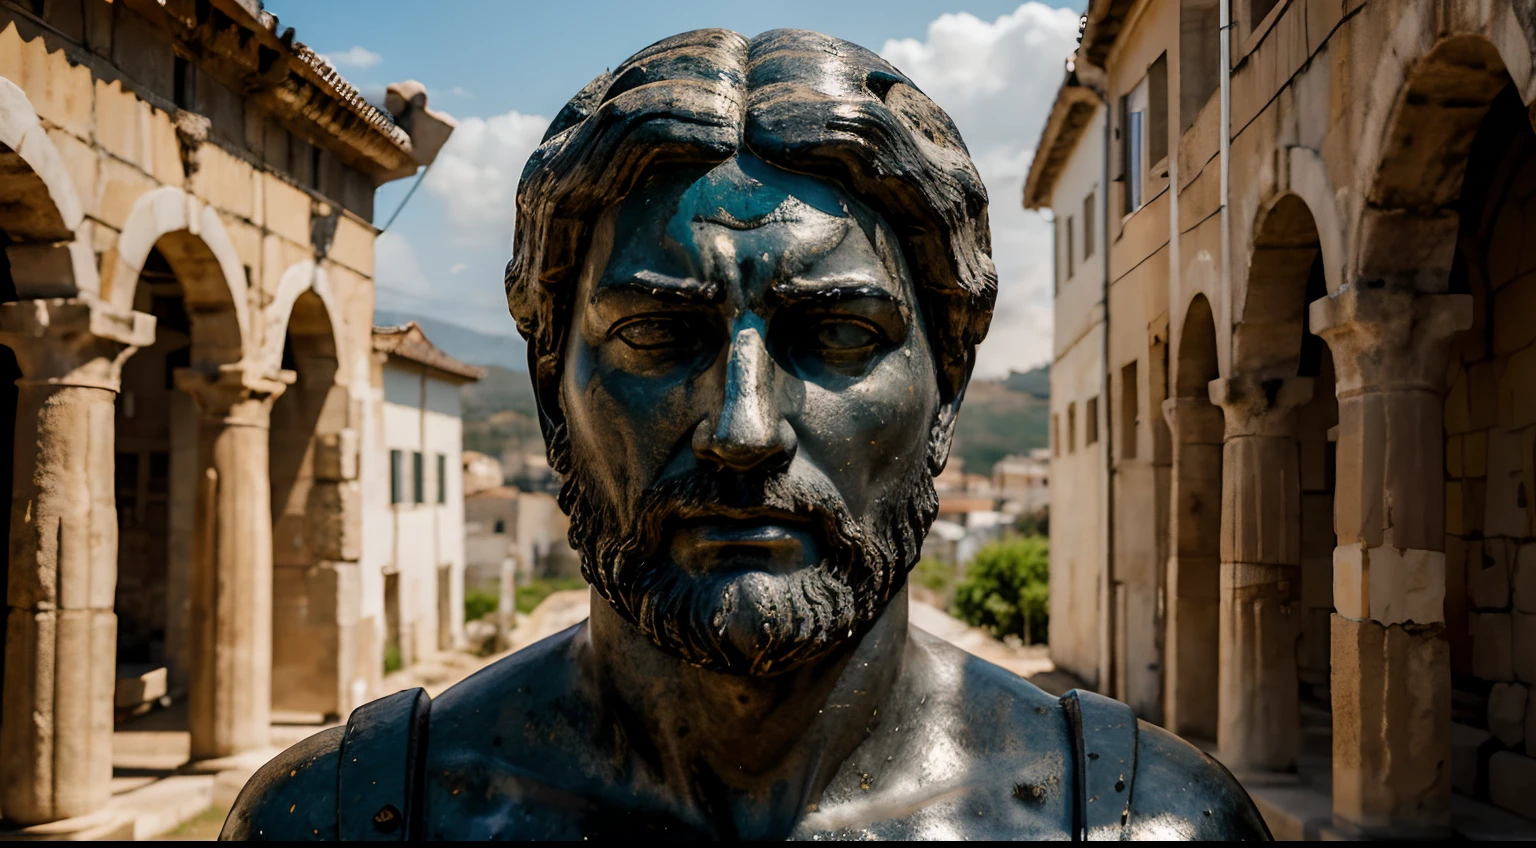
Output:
[
  {"xmin": 1331, "ymin": 614, "xmax": 1451, "ymax": 832},
  {"xmin": 1464, "ymin": 478, "xmax": 1488, "ymax": 540},
  {"xmin": 1516, "ymin": 612, "xmax": 1536, "ymax": 684},
  {"xmin": 1489, "ymin": 752, "xmax": 1536, "ymax": 822},
  {"xmin": 1487, "ymin": 428, "xmax": 1531, "ymax": 538},
  {"xmin": 96, "ymin": 157, "xmax": 159, "ymax": 230},
  {"xmin": 263, "ymin": 172, "xmax": 311, "ymax": 247},
  {"xmin": 313, "ymin": 429, "xmax": 359, "ymax": 482},
  {"xmin": 1490, "ymin": 682, "xmax": 1528, "ymax": 746},
  {"xmin": 1447, "ymin": 434, "xmax": 1463, "ymax": 477},
  {"xmin": 327, "ymin": 215, "xmax": 375, "ymax": 277},
  {"xmin": 1494, "ymin": 273, "xmax": 1536, "ymax": 356},
  {"xmin": 1516, "ymin": 543, "xmax": 1536, "ymax": 614},
  {"xmin": 1474, "ymin": 613, "xmax": 1515, "ymax": 681},
  {"xmin": 1445, "ymin": 371, "xmax": 1471, "ymax": 435},
  {"xmin": 305, "ymin": 480, "xmax": 362, "ymax": 563},
  {"xmin": 1471, "ymin": 538, "xmax": 1511, "ymax": 610},
  {"xmin": 1465, "ymin": 429, "xmax": 1488, "ymax": 478},
  {"xmin": 1446, "ymin": 481, "xmax": 1464, "ymax": 536},
  {"xmin": 1504, "ymin": 346, "xmax": 1536, "ymax": 431},
  {"xmin": 1452, "ymin": 722, "xmax": 1491, "ymax": 796},
  {"xmin": 191, "ymin": 145, "xmax": 257, "ymax": 222},
  {"xmin": 1469, "ymin": 359, "xmax": 1500, "ymax": 430}
]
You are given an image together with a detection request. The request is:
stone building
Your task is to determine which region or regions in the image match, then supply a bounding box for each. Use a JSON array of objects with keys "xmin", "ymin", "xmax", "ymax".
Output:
[
  {"xmin": 364, "ymin": 323, "xmax": 481, "ymax": 675},
  {"xmin": 0, "ymin": 0, "xmax": 450, "ymax": 828},
  {"xmin": 1026, "ymin": 0, "xmax": 1536, "ymax": 837}
]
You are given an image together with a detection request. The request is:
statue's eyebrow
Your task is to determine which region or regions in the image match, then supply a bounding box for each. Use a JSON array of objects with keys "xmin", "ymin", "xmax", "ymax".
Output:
[
  {"xmin": 771, "ymin": 275, "xmax": 897, "ymax": 305},
  {"xmin": 593, "ymin": 270, "xmax": 722, "ymax": 304}
]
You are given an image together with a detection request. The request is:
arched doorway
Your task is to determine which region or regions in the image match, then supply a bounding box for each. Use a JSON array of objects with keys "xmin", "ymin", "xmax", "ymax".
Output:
[
  {"xmin": 1218, "ymin": 191, "xmax": 1336, "ymax": 778},
  {"xmin": 269, "ymin": 288, "xmax": 352, "ymax": 719},
  {"xmin": 1164, "ymin": 294, "xmax": 1223, "ymax": 745},
  {"xmin": 1441, "ymin": 79, "xmax": 1536, "ymax": 800}
]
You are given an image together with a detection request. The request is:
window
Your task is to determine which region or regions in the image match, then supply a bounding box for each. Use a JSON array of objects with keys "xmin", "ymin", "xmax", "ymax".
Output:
[
  {"xmin": 1180, "ymin": 0, "xmax": 1220, "ymax": 132},
  {"xmin": 1121, "ymin": 361, "xmax": 1140, "ymax": 460},
  {"xmin": 1083, "ymin": 190, "xmax": 1096, "ymax": 259},
  {"xmin": 173, "ymin": 55, "xmax": 195, "ymax": 110},
  {"xmin": 1067, "ymin": 402, "xmax": 1077, "ymax": 455},
  {"xmin": 1086, "ymin": 396, "xmax": 1100, "ymax": 445},
  {"xmin": 1053, "ymin": 217, "xmax": 1061, "ymax": 295},
  {"xmin": 390, "ymin": 449, "xmax": 404, "ymax": 504},
  {"xmin": 493, "ymin": 519, "xmax": 506, "ymax": 534},
  {"xmin": 436, "ymin": 453, "xmax": 447, "ymax": 504},
  {"xmin": 1148, "ymin": 53, "xmax": 1169, "ymax": 167},
  {"xmin": 1066, "ymin": 216, "xmax": 1076, "ymax": 280},
  {"xmin": 412, "ymin": 452, "xmax": 425, "ymax": 505},
  {"xmin": 1052, "ymin": 414, "xmax": 1061, "ymax": 456},
  {"xmin": 1120, "ymin": 76, "xmax": 1149, "ymax": 214}
]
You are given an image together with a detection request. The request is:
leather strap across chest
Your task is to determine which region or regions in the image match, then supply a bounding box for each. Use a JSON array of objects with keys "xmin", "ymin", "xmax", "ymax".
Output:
[
  {"xmin": 1061, "ymin": 688, "xmax": 1139, "ymax": 841},
  {"xmin": 336, "ymin": 687, "xmax": 432, "ymax": 840}
]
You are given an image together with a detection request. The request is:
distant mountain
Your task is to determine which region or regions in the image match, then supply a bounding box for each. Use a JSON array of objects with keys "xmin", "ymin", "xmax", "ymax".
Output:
[
  {"xmin": 1001, "ymin": 364, "xmax": 1050, "ymax": 399},
  {"xmin": 952, "ymin": 378, "xmax": 1049, "ymax": 473},
  {"xmin": 374, "ymin": 310, "xmax": 526, "ymax": 370}
]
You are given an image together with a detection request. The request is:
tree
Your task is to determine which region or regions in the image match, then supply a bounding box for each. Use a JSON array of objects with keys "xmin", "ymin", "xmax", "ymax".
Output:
[{"xmin": 951, "ymin": 535, "xmax": 1049, "ymax": 645}]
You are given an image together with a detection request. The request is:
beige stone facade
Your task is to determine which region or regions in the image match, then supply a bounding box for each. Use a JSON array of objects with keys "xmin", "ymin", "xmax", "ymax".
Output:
[
  {"xmin": 0, "ymin": 0, "xmax": 448, "ymax": 827},
  {"xmin": 1028, "ymin": 0, "xmax": 1536, "ymax": 837}
]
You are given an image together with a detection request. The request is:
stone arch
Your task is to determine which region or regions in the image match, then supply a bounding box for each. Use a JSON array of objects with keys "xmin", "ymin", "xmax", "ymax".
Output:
[
  {"xmin": 0, "ymin": 74, "xmax": 97, "ymax": 297},
  {"xmin": 1163, "ymin": 293, "xmax": 1224, "ymax": 743},
  {"xmin": 261, "ymin": 260, "xmax": 346, "ymax": 384},
  {"xmin": 268, "ymin": 271, "xmax": 357, "ymax": 718},
  {"xmin": 1356, "ymin": 31, "xmax": 1521, "ymax": 290},
  {"xmin": 105, "ymin": 187, "xmax": 248, "ymax": 366},
  {"xmin": 1233, "ymin": 192, "xmax": 1327, "ymax": 376}
]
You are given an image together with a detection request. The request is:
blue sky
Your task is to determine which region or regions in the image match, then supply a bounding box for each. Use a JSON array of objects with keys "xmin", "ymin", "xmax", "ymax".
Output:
[{"xmin": 265, "ymin": 0, "xmax": 1086, "ymax": 376}]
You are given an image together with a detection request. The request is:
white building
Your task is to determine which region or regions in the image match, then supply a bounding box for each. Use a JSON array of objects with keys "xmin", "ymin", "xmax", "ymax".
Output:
[{"xmin": 361, "ymin": 323, "xmax": 483, "ymax": 674}]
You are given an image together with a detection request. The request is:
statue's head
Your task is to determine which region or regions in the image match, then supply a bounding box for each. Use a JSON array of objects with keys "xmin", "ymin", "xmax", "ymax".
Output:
[{"xmin": 508, "ymin": 29, "xmax": 995, "ymax": 675}]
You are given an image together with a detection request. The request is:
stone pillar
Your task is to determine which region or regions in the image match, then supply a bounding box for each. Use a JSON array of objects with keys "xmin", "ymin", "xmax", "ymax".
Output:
[
  {"xmin": 1311, "ymin": 286, "xmax": 1471, "ymax": 837},
  {"xmin": 175, "ymin": 366, "xmax": 290, "ymax": 764},
  {"xmin": 0, "ymin": 299, "xmax": 154, "ymax": 825},
  {"xmin": 1208, "ymin": 373, "xmax": 1313, "ymax": 777},
  {"xmin": 1162, "ymin": 396, "xmax": 1225, "ymax": 742}
]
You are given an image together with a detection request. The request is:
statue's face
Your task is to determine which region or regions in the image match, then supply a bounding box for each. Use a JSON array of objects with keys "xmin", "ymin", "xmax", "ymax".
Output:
[{"xmin": 558, "ymin": 154, "xmax": 940, "ymax": 674}]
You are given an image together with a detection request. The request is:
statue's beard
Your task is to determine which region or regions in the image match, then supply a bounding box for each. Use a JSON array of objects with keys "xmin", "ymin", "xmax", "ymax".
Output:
[{"xmin": 561, "ymin": 458, "xmax": 938, "ymax": 676}]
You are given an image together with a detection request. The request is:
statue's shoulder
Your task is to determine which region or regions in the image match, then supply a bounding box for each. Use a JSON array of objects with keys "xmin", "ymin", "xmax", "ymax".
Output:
[
  {"xmin": 1126, "ymin": 720, "xmax": 1272, "ymax": 840},
  {"xmin": 220, "ymin": 725, "xmax": 345, "ymax": 840},
  {"xmin": 221, "ymin": 687, "xmax": 433, "ymax": 841}
]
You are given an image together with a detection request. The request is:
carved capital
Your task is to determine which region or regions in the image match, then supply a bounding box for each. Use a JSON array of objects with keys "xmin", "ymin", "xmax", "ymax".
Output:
[
  {"xmin": 175, "ymin": 364, "xmax": 294, "ymax": 427},
  {"xmin": 1208, "ymin": 374, "xmax": 1314, "ymax": 439},
  {"xmin": 1309, "ymin": 285, "xmax": 1472, "ymax": 396},
  {"xmin": 0, "ymin": 298, "xmax": 156, "ymax": 391},
  {"xmin": 1162, "ymin": 396, "xmax": 1225, "ymax": 445}
]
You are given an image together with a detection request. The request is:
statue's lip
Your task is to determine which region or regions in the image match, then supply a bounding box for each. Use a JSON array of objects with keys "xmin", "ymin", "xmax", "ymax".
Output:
[{"xmin": 667, "ymin": 506, "xmax": 815, "ymax": 529}]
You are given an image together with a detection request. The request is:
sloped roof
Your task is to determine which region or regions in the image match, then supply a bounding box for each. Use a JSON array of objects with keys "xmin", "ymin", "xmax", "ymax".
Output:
[
  {"xmin": 372, "ymin": 322, "xmax": 485, "ymax": 382},
  {"xmin": 1023, "ymin": 75, "xmax": 1100, "ymax": 210}
]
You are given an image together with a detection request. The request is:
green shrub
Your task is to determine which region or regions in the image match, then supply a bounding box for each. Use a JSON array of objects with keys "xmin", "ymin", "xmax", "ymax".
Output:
[
  {"xmin": 515, "ymin": 577, "xmax": 588, "ymax": 614},
  {"xmin": 383, "ymin": 643, "xmax": 403, "ymax": 674},
  {"xmin": 464, "ymin": 589, "xmax": 499, "ymax": 623},
  {"xmin": 913, "ymin": 556, "xmax": 957, "ymax": 602},
  {"xmin": 951, "ymin": 536, "xmax": 1049, "ymax": 644}
]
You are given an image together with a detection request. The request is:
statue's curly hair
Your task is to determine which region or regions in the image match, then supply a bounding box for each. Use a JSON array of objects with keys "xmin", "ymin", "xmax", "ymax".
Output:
[{"xmin": 507, "ymin": 28, "xmax": 996, "ymax": 441}]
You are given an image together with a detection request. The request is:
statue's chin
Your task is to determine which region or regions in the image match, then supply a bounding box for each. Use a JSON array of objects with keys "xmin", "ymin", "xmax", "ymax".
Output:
[{"xmin": 612, "ymin": 563, "xmax": 871, "ymax": 677}]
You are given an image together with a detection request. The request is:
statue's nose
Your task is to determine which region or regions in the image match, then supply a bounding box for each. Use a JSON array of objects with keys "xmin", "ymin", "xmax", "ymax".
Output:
[{"xmin": 693, "ymin": 325, "xmax": 797, "ymax": 472}]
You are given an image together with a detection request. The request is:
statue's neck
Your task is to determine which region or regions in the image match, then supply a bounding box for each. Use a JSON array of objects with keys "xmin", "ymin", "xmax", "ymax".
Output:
[{"xmin": 584, "ymin": 584, "xmax": 910, "ymax": 838}]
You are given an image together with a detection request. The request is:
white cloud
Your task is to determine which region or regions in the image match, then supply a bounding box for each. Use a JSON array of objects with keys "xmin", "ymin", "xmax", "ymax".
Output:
[
  {"xmin": 449, "ymin": 262, "xmax": 468, "ymax": 275},
  {"xmin": 320, "ymin": 45, "xmax": 383, "ymax": 70},
  {"xmin": 423, "ymin": 110, "xmax": 551, "ymax": 247},
  {"xmin": 449, "ymin": 86, "xmax": 473, "ymax": 98},
  {"xmin": 881, "ymin": 3, "xmax": 1082, "ymax": 377}
]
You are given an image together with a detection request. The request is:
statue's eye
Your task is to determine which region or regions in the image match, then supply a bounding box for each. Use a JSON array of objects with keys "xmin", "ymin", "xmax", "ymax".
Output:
[
  {"xmin": 810, "ymin": 320, "xmax": 880, "ymax": 352},
  {"xmin": 612, "ymin": 317, "xmax": 693, "ymax": 351}
]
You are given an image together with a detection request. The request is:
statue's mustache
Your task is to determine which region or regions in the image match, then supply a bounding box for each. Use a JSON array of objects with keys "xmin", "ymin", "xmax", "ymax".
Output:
[{"xmin": 620, "ymin": 467, "xmax": 866, "ymax": 571}]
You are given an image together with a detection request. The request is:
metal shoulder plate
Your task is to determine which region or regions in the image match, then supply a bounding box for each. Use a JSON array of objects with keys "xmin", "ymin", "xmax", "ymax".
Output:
[
  {"xmin": 337, "ymin": 687, "xmax": 431, "ymax": 841},
  {"xmin": 1061, "ymin": 688, "xmax": 1138, "ymax": 841}
]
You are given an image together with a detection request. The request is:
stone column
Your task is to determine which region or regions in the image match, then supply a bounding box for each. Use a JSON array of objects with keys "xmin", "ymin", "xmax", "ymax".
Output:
[
  {"xmin": 0, "ymin": 299, "xmax": 154, "ymax": 825},
  {"xmin": 1161, "ymin": 396, "xmax": 1225, "ymax": 742},
  {"xmin": 1208, "ymin": 373, "xmax": 1313, "ymax": 777},
  {"xmin": 1311, "ymin": 286, "xmax": 1471, "ymax": 837},
  {"xmin": 175, "ymin": 366, "xmax": 290, "ymax": 765}
]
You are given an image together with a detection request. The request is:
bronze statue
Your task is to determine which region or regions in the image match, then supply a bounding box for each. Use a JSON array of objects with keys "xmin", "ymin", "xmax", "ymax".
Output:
[{"xmin": 222, "ymin": 29, "xmax": 1269, "ymax": 841}]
